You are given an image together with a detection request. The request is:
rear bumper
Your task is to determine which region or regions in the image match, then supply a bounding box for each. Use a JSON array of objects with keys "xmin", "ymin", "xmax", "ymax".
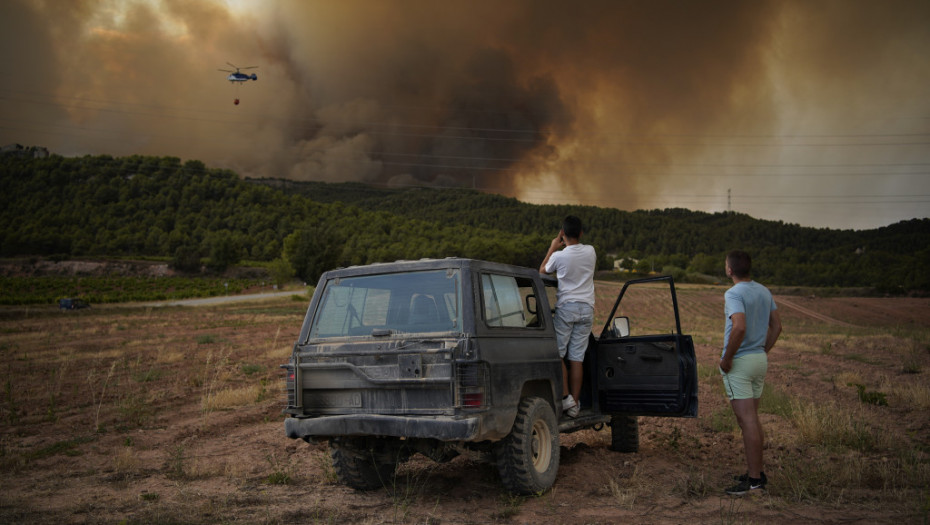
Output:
[{"xmin": 284, "ymin": 414, "xmax": 481, "ymax": 441}]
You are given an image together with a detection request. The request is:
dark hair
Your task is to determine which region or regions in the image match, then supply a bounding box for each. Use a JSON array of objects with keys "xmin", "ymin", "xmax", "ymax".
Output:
[
  {"xmin": 727, "ymin": 250, "xmax": 752, "ymax": 278},
  {"xmin": 562, "ymin": 216, "xmax": 583, "ymax": 239}
]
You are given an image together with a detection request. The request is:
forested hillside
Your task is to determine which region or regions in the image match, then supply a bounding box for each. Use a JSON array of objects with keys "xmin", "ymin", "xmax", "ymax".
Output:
[
  {"xmin": 2, "ymin": 154, "xmax": 928, "ymax": 292},
  {"xmin": 255, "ymin": 179, "xmax": 930, "ymax": 292}
]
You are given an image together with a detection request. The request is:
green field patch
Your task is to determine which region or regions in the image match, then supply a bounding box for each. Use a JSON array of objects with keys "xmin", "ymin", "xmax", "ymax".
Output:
[
  {"xmin": 0, "ymin": 275, "xmax": 261, "ymax": 306},
  {"xmin": 26, "ymin": 436, "xmax": 96, "ymax": 461}
]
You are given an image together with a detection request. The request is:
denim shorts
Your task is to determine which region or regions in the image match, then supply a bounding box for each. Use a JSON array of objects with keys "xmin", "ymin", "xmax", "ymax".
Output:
[
  {"xmin": 720, "ymin": 352, "xmax": 768, "ymax": 400},
  {"xmin": 554, "ymin": 302, "xmax": 594, "ymax": 362}
]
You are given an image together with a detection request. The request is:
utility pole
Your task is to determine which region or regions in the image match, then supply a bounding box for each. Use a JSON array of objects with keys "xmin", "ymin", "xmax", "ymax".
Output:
[{"xmin": 727, "ymin": 188, "xmax": 731, "ymax": 211}]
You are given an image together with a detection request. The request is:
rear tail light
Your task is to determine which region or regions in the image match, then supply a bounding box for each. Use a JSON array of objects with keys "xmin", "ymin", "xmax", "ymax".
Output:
[
  {"xmin": 281, "ymin": 364, "xmax": 296, "ymax": 408},
  {"xmin": 456, "ymin": 363, "xmax": 489, "ymax": 409},
  {"xmin": 463, "ymin": 392, "xmax": 484, "ymax": 407}
]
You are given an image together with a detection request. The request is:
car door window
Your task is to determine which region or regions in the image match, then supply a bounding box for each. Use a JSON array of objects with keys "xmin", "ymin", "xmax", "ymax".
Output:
[{"xmin": 480, "ymin": 273, "xmax": 543, "ymax": 328}]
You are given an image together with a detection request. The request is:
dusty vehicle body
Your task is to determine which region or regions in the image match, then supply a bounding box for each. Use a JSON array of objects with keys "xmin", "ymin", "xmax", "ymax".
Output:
[{"xmin": 283, "ymin": 258, "xmax": 697, "ymax": 494}]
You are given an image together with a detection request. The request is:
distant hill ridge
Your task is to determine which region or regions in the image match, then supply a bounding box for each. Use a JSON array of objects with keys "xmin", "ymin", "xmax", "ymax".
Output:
[{"xmin": 1, "ymin": 153, "xmax": 927, "ymax": 292}]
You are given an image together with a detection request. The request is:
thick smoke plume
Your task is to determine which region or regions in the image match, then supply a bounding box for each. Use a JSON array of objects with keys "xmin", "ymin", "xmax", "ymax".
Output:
[{"xmin": 2, "ymin": 0, "xmax": 929, "ymax": 227}]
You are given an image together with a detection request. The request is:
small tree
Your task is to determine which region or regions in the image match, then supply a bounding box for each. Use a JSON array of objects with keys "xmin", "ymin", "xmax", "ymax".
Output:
[
  {"xmin": 688, "ymin": 253, "xmax": 722, "ymax": 276},
  {"xmin": 283, "ymin": 226, "xmax": 344, "ymax": 283},
  {"xmin": 662, "ymin": 265, "xmax": 687, "ymax": 282},
  {"xmin": 170, "ymin": 245, "xmax": 202, "ymax": 273},
  {"xmin": 207, "ymin": 232, "xmax": 240, "ymax": 273},
  {"xmin": 634, "ymin": 259, "xmax": 653, "ymax": 274},
  {"xmin": 268, "ymin": 257, "xmax": 295, "ymax": 287}
]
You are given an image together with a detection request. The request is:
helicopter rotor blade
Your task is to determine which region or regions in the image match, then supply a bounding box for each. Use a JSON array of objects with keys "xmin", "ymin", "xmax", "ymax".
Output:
[{"xmin": 218, "ymin": 69, "xmax": 234, "ymax": 73}]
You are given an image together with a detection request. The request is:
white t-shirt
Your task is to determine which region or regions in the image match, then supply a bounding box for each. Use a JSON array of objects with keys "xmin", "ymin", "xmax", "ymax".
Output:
[{"xmin": 545, "ymin": 243, "xmax": 596, "ymax": 308}]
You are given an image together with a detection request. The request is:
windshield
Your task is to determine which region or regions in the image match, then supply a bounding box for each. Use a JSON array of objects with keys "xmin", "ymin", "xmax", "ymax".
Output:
[{"xmin": 309, "ymin": 269, "xmax": 463, "ymax": 339}]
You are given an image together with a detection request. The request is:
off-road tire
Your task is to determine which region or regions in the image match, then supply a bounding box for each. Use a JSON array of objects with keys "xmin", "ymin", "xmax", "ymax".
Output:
[
  {"xmin": 495, "ymin": 396, "xmax": 560, "ymax": 494},
  {"xmin": 609, "ymin": 415, "xmax": 639, "ymax": 453},
  {"xmin": 330, "ymin": 437, "xmax": 399, "ymax": 490}
]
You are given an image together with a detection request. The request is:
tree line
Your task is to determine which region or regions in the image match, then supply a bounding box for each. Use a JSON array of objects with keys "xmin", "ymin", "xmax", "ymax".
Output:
[{"xmin": 1, "ymin": 154, "xmax": 927, "ymax": 293}]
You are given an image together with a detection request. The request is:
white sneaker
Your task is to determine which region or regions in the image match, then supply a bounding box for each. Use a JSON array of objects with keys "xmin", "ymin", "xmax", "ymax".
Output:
[
  {"xmin": 566, "ymin": 404, "xmax": 580, "ymax": 418},
  {"xmin": 562, "ymin": 395, "xmax": 579, "ymax": 417}
]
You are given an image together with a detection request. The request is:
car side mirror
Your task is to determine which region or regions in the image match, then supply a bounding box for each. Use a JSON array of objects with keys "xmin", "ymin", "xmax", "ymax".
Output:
[{"xmin": 612, "ymin": 317, "xmax": 630, "ymax": 338}]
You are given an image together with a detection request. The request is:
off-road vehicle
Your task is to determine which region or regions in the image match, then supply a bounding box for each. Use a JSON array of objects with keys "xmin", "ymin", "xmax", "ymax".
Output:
[
  {"xmin": 282, "ymin": 258, "xmax": 697, "ymax": 494},
  {"xmin": 58, "ymin": 298, "xmax": 90, "ymax": 310}
]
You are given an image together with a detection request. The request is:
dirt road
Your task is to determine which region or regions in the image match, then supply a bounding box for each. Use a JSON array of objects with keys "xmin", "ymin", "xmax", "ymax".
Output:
[{"xmin": 775, "ymin": 296, "xmax": 858, "ymax": 327}]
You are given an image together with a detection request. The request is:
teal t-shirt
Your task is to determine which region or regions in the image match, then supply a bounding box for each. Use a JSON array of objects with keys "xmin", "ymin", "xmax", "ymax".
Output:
[{"xmin": 723, "ymin": 281, "xmax": 777, "ymax": 358}]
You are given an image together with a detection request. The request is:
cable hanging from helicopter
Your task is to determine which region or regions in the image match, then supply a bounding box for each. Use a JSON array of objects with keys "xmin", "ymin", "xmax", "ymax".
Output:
[{"xmin": 218, "ymin": 62, "xmax": 258, "ymax": 105}]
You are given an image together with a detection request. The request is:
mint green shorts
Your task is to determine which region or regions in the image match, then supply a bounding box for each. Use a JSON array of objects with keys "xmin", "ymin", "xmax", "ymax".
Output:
[{"xmin": 720, "ymin": 352, "xmax": 768, "ymax": 400}]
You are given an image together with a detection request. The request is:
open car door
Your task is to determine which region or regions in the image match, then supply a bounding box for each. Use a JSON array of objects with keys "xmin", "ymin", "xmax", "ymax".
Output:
[{"xmin": 595, "ymin": 275, "xmax": 698, "ymax": 417}]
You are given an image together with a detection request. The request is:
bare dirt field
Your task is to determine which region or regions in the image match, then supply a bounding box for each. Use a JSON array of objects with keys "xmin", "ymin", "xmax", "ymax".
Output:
[{"xmin": 1, "ymin": 284, "xmax": 928, "ymax": 524}]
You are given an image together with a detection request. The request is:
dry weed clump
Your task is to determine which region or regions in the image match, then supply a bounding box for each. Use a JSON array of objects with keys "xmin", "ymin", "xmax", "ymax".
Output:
[
  {"xmin": 675, "ymin": 467, "xmax": 711, "ymax": 499},
  {"xmin": 854, "ymin": 333, "xmax": 913, "ymax": 355},
  {"xmin": 832, "ymin": 371, "xmax": 864, "ymax": 389},
  {"xmin": 778, "ymin": 447, "xmax": 930, "ymax": 505},
  {"xmin": 605, "ymin": 463, "xmax": 651, "ymax": 509},
  {"xmin": 154, "ymin": 345, "xmax": 185, "ymax": 364},
  {"xmin": 771, "ymin": 333, "xmax": 834, "ymax": 356},
  {"xmin": 888, "ymin": 381, "xmax": 930, "ymax": 410},
  {"xmin": 203, "ymin": 384, "xmax": 262, "ymax": 411},
  {"xmin": 790, "ymin": 400, "xmax": 885, "ymax": 452},
  {"xmin": 198, "ymin": 347, "xmax": 234, "ymax": 413},
  {"xmin": 114, "ymin": 447, "xmax": 141, "ymax": 477},
  {"xmin": 186, "ymin": 455, "xmax": 233, "ymax": 479}
]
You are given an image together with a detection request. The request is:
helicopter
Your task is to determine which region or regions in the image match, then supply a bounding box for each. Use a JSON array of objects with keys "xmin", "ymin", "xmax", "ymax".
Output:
[
  {"xmin": 219, "ymin": 62, "xmax": 258, "ymax": 82},
  {"xmin": 218, "ymin": 63, "xmax": 258, "ymax": 105}
]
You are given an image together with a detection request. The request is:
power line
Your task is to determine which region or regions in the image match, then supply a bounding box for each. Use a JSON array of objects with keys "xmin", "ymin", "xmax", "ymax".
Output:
[{"xmin": 3, "ymin": 120, "xmax": 929, "ymax": 179}]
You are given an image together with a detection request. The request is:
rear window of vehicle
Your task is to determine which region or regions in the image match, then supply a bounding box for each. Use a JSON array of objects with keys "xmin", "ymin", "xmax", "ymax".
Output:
[{"xmin": 309, "ymin": 269, "xmax": 462, "ymax": 339}]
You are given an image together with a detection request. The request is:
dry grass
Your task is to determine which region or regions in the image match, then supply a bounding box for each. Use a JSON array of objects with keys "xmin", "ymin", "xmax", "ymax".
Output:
[
  {"xmin": 203, "ymin": 384, "xmax": 262, "ymax": 411},
  {"xmin": 606, "ymin": 464, "xmax": 644, "ymax": 509},
  {"xmin": 155, "ymin": 346, "xmax": 186, "ymax": 364},
  {"xmin": 832, "ymin": 370, "xmax": 864, "ymax": 388},
  {"xmin": 789, "ymin": 400, "xmax": 886, "ymax": 452},
  {"xmin": 889, "ymin": 381, "xmax": 930, "ymax": 410},
  {"xmin": 114, "ymin": 447, "xmax": 141, "ymax": 477}
]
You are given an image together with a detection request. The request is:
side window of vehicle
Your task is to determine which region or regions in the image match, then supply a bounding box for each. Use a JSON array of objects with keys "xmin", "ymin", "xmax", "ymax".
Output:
[
  {"xmin": 481, "ymin": 274, "xmax": 540, "ymax": 328},
  {"xmin": 615, "ymin": 282, "xmax": 678, "ymax": 336}
]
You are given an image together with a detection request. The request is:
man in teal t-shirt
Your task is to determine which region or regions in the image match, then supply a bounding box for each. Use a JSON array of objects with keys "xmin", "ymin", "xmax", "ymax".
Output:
[{"xmin": 720, "ymin": 250, "xmax": 782, "ymax": 496}]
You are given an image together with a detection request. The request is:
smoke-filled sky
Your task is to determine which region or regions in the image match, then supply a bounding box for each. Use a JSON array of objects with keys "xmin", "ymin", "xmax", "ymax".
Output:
[{"xmin": 2, "ymin": 0, "xmax": 928, "ymax": 230}]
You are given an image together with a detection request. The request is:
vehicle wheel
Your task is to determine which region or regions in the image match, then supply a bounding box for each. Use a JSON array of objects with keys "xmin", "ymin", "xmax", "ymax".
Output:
[
  {"xmin": 495, "ymin": 397, "xmax": 560, "ymax": 495},
  {"xmin": 330, "ymin": 437, "xmax": 400, "ymax": 490},
  {"xmin": 609, "ymin": 415, "xmax": 639, "ymax": 453}
]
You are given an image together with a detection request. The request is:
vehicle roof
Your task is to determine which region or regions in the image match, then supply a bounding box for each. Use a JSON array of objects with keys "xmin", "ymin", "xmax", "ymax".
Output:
[{"xmin": 320, "ymin": 258, "xmax": 555, "ymax": 284}]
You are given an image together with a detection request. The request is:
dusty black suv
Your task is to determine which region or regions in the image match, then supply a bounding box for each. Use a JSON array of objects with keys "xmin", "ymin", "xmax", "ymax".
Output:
[{"xmin": 282, "ymin": 258, "xmax": 697, "ymax": 494}]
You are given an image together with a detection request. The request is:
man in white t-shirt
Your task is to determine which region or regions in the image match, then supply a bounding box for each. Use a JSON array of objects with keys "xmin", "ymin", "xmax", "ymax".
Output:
[{"xmin": 539, "ymin": 216, "xmax": 596, "ymax": 418}]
